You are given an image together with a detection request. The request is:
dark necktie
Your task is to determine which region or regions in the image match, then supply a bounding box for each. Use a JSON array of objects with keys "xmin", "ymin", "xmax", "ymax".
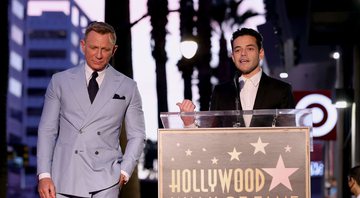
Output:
[{"xmin": 88, "ymin": 71, "xmax": 99, "ymax": 103}]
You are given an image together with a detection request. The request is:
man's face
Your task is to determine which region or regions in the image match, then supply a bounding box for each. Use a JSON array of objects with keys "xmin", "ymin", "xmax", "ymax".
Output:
[
  {"xmin": 231, "ymin": 35, "xmax": 264, "ymax": 78},
  {"xmin": 81, "ymin": 31, "xmax": 118, "ymax": 71}
]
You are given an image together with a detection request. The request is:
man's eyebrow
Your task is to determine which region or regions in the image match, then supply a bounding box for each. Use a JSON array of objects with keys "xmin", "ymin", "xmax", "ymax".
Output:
[{"xmin": 233, "ymin": 44, "xmax": 257, "ymax": 48}]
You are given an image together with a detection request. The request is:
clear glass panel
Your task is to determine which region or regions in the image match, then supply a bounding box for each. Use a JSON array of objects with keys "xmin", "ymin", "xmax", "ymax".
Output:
[{"xmin": 160, "ymin": 109, "xmax": 313, "ymax": 150}]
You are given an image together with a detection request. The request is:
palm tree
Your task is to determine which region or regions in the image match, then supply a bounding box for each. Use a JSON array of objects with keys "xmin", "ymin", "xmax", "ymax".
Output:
[
  {"xmin": 196, "ymin": 0, "xmax": 259, "ymax": 109},
  {"xmin": 211, "ymin": 0, "xmax": 258, "ymax": 83},
  {"xmin": 147, "ymin": 0, "xmax": 169, "ymax": 127},
  {"xmin": 178, "ymin": 0, "xmax": 196, "ymax": 100}
]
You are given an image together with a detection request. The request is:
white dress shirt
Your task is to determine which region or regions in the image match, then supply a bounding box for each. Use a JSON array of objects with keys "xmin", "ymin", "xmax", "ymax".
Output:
[
  {"xmin": 85, "ymin": 64, "xmax": 106, "ymax": 86},
  {"xmin": 239, "ymin": 69, "xmax": 262, "ymax": 126}
]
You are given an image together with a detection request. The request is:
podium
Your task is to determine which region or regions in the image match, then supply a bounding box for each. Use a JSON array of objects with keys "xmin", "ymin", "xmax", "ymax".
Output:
[{"xmin": 158, "ymin": 109, "xmax": 312, "ymax": 198}]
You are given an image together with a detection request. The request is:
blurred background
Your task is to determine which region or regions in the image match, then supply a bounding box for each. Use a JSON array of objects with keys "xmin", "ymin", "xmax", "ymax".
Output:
[{"xmin": 1, "ymin": 0, "xmax": 360, "ymax": 197}]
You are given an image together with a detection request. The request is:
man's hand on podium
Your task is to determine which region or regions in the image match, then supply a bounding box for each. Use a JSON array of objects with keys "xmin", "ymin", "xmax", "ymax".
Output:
[{"xmin": 176, "ymin": 99, "xmax": 197, "ymax": 127}]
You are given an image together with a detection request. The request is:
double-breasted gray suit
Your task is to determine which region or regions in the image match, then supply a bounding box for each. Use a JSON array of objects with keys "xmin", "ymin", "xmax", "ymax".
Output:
[{"xmin": 37, "ymin": 64, "xmax": 146, "ymax": 197}]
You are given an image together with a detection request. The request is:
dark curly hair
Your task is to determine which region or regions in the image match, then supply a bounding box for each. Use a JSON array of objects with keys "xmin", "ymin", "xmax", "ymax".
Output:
[{"xmin": 230, "ymin": 28, "xmax": 263, "ymax": 51}]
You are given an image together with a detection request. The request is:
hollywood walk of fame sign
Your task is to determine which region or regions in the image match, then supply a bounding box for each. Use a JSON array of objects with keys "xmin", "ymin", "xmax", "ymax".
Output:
[{"xmin": 158, "ymin": 127, "xmax": 310, "ymax": 198}]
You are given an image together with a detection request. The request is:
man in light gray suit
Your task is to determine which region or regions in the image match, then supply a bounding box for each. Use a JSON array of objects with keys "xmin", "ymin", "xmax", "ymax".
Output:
[{"xmin": 37, "ymin": 21, "xmax": 146, "ymax": 198}]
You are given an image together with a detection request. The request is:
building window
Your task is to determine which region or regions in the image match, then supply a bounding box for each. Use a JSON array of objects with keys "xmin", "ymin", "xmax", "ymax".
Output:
[
  {"xmin": 26, "ymin": 127, "xmax": 38, "ymax": 136},
  {"xmin": 12, "ymin": 0, "xmax": 24, "ymax": 20},
  {"xmin": 71, "ymin": 50, "xmax": 79, "ymax": 65},
  {"xmin": 9, "ymin": 77, "xmax": 22, "ymax": 97},
  {"xmin": 27, "ymin": 107, "xmax": 43, "ymax": 116},
  {"xmin": 28, "ymin": 69, "xmax": 61, "ymax": 78},
  {"xmin": 10, "ymin": 51, "xmax": 23, "ymax": 71},
  {"xmin": 29, "ymin": 49, "xmax": 66, "ymax": 59},
  {"xmin": 11, "ymin": 24, "xmax": 24, "ymax": 46},
  {"xmin": 71, "ymin": 31, "xmax": 79, "ymax": 47},
  {"xmin": 27, "ymin": 88, "xmax": 46, "ymax": 97},
  {"xmin": 29, "ymin": 30, "xmax": 67, "ymax": 39},
  {"xmin": 71, "ymin": 6, "xmax": 79, "ymax": 27},
  {"xmin": 80, "ymin": 16, "xmax": 88, "ymax": 28},
  {"xmin": 10, "ymin": 107, "xmax": 23, "ymax": 123}
]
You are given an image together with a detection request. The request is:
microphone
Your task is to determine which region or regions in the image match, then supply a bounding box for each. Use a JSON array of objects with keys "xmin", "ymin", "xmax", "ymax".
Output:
[{"xmin": 233, "ymin": 72, "xmax": 241, "ymax": 127}]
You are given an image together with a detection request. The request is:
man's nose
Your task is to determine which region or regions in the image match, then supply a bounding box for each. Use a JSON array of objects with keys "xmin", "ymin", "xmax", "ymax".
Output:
[
  {"xmin": 240, "ymin": 49, "xmax": 246, "ymax": 55},
  {"xmin": 96, "ymin": 49, "xmax": 103, "ymax": 58}
]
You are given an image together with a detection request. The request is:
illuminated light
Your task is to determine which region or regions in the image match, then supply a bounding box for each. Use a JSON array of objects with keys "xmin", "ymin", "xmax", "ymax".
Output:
[
  {"xmin": 335, "ymin": 101, "xmax": 348, "ymax": 108},
  {"xmin": 9, "ymin": 77, "xmax": 22, "ymax": 98},
  {"xmin": 70, "ymin": 51, "xmax": 79, "ymax": 65},
  {"xmin": 279, "ymin": 72, "xmax": 288, "ymax": 79},
  {"xmin": 310, "ymin": 161, "xmax": 324, "ymax": 177},
  {"xmin": 11, "ymin": 25, "xmax": 23, "ymax": 46},
  {"xmin": 331, "ymin": 52, "xmax": 340, "ymax": 59},
  {"xmin": 71, "ymin": 32, "xmax": 79, "ymax": 47},
  {"xmin": 71, "ymin": 6, "xmax": 79, "ymax": 27},
  {"xmin": 12, "ymin": 0, "xmax": 24, "ymax": 20},
  {"xmin": 180, "ymin": 40, "xmax": 198, "ymax": 59},
  {"xmin": 10, "ymin": 51, "xmax": 23, "ymax": 71},
  {"xmin": 296, "ymin": 94, "xmax": 338, "ymax": 137}
]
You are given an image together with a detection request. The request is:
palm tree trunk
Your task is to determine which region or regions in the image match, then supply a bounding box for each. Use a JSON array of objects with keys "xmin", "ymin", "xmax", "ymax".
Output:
[
  {"xmin": 105, "ymin": 2, "xmax": 140, "ymax": 198},
  {"xmin": 196, "ymin": 0, "xmax": 212, "ymax": 111},
  {"xmin": 148, "ymin": 0, "xmax": 169, "ymax": 128},
  {"xmin": 178, "ymin": 0, "xmax": 196, "ymax": 100}
]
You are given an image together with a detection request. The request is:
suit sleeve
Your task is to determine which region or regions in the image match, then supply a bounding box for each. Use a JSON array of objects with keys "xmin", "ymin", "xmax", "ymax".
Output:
[
  {"xmin": 280, "ymin": 83, "xmax": 296, "ymax": 109},
  {"xmin": 122, "ymin": 83, "xmax": 146, "ymax": 177},
  {"xmin": 37, "ymin": 75, "xmax": 61, "ymax": 175}
]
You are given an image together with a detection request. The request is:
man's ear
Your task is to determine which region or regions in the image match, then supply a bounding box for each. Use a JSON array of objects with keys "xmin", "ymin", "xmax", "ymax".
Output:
[
  {"xmin": 80, "ymin": 40, "xmax": 86, "ymax": 53},
  {"xmin": 112, "ymin": 45, "xmax": 118, "ymax": 56},
  {"xmin": 349, "ymin": 177, "xmax": 355, "ymax": 188},
  {"xmin": 259, "ymin": 48, "xmax": 265, "ymax": 60}
]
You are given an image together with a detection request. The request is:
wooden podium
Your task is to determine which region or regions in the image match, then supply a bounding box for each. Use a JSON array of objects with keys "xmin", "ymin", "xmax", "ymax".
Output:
[{"xmin": 158, "ymin": 109, "xmax": 312, "ymax": 198}]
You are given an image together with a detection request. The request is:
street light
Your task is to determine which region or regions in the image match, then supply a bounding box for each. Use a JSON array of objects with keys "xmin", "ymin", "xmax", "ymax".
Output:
[
  {"xmin": 180, "ymin": 40, "xmax": 198, "ymax": 59},
  {"xmin": 334, "ymin": 88, "xmax": 354, "ymax": 109}
]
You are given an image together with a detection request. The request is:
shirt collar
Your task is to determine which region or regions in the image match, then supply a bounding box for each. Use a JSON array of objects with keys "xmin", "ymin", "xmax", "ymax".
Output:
[
  {"xmin": 85, "ymin": 63, "xmax": 107, "ymax": 79},
  {"xmin": 239, "ymin": 68, "xmax": 262, "ymax": 87}
]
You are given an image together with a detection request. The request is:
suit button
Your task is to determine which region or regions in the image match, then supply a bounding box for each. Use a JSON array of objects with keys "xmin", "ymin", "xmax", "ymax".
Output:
[
  {"xmin": 95, "ymin": 151, "xmax": 99, "ymax": 155},
  {"xmin": 79, "ymin": 131, "xmax": 83, "ymax": 134},
  {"xmin": 75, "ymin": 150, "xmax": 78, "ymax": 154},
  {"xmin": 97, "ymin": 131, "xmax": 101, "ymax": 135}
]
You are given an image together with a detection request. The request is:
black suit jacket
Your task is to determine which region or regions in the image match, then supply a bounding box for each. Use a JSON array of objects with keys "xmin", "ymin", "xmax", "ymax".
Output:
[{"xmin": 209, "ymin": 72, "xmax": 295, "ymax": 127}]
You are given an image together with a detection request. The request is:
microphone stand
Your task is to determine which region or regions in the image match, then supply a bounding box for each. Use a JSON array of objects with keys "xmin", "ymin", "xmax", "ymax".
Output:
[{"xmin": 233, "ymin": 72, "xmax": 242, "ymax": 127}]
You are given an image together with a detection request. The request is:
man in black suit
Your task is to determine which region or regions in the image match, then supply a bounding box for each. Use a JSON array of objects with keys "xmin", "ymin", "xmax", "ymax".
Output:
[{"xmin": 177, "ymin": 28, "xmax": 295, "ymax": 127}]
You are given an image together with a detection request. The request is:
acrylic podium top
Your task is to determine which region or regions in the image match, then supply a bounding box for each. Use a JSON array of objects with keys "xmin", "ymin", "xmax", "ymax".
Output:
[{"xmin": 160, "ymin": 109, "xmax": 312, "ymax": 129}]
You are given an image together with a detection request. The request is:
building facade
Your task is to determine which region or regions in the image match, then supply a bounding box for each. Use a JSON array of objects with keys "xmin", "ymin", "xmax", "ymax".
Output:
[{"xmin": 7, "ymin": 0, "xmax": 90, "ymax": 196}]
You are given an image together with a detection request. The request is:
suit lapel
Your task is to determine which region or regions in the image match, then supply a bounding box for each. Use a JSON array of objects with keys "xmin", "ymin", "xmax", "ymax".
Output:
[
  {"xmin": 253, "ymin": 72, "xmax": 268, "ymax": 109},
  {"xmin": 81, "ymin": 66, "xmax": 124, "ymax": 128},
  {"xmin": 68, "ymin": 65, "xmax": 92, "ymax": 115}
]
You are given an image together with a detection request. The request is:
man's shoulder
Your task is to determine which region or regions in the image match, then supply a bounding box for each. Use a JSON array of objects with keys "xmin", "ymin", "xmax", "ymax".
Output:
[
  {"xmin": 214, "ymin": 80, "xmax": 234, "ymax": 89},
  {"xmin": 107, "ymin": 65, "xmax": 136, "ymax": 83},
  {"xmin": 51, "ymin": 65, "xmax": 81, "ymax": 78},
  {"xmin": 261, "ymin": 73, "xmax": 292, "ymax": 88}
]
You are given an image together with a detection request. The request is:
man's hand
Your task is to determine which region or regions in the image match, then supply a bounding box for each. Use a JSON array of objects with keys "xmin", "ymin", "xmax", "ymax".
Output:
[
  {"xmin": 119, "ymin": 173, "xmax": 128, "ymax": 187},
  {"xmin": 38, "ymin": 178, "xmax": 56, "ymax": 198},
  {"xmin": 176, "ymin": 99, "xmax": 196, "ymax": 126}
]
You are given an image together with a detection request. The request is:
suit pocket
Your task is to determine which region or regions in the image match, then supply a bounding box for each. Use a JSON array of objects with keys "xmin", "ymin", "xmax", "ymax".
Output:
[{"xmin": 84, "ymin": 147, "xmax": 121, "ymax": 170}]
